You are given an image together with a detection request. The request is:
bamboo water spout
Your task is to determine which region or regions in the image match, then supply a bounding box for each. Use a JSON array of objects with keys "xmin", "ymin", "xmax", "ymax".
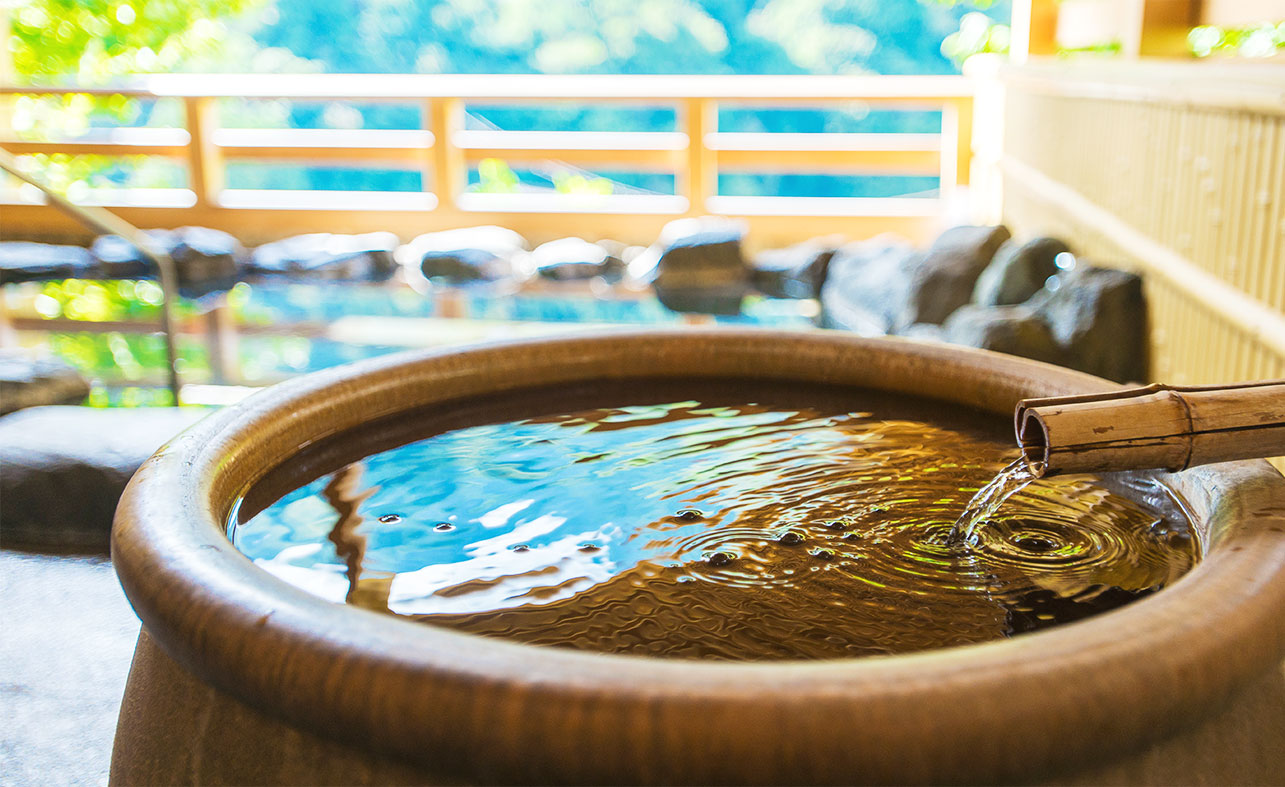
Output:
[{"xmin": 1016, "ymin": 381, "xmax": 1285, "ymax": 477}]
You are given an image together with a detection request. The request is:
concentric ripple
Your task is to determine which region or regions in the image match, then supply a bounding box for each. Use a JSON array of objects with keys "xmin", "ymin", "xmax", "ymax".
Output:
[{"xmin": 230, "ymin": 379, "xmax": 1198, "ymax": 661}]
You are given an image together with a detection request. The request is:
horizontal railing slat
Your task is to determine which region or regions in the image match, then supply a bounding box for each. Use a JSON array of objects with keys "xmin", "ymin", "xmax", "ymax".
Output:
[
  {"xmin": 455, "ymin": 130, "xmax": 687, "ymax": 151},
  {"xmin": 0, "ymin": 73, "xmax": 971, "ymax": 248},
  {"xmin": 2, "ymin": 73, "xmax": 972, "ymax": 101},
  {"xmin": 455, "ymin": 192, "xmax": 687, "ymax": 215},
  {"xmin": 707, "ymin": 195, "xmax": 941, "ymax": 217},
  {"xmin": 214, "ymin": 128, "xmax": 434, "ymax": 149},
  {"xmin": 0, "ymin": 128, "xmax": 192, "ymax": 157},
  {"xmin": 0, "ymin": 140, "xmax": 188, "ymax": 157},
  {"xmin": 218, "ymin": 189, "xmax": 437, "ymax": 211},
  {"xmin": 714, "ymin": 148, "xmax": 940, "ymax": 175},
  {"xmin": 707, "ymin": 132, "xmax": 941, "ymax": 152}
]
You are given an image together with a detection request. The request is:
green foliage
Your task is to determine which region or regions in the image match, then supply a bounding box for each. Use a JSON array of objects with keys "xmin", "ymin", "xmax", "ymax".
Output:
[
  {"xmin": 11, "ymin": 0, "xmax": 261, "ymax": 84},
  {"xmin": 8, "ymin": 1, "xmax": 311, "ymax": 192},
  {"xmin": 553, "ymin": 169, "xmax": 612, "ymax": 196},
  {"xmin": 1189, "ymin": 22, "xmax": 1285, "ymax": 58},
  {"xmin": 47, "ymin": 329, "xmax": 203, "ymax": 385},
  {"xmin": 256, "ymin": 0, "xmax": 1005, "ymax": 76},
  {"xmin": 35, "ymin": 279, "xmax": 168, "ymax": 321},
  {"xmin": 475, "ymin": 157, "xmax": 520, "ymax": 193},
  {"xmin": 940, "ymin": 11, "xmax": 1009, "ymax": 63},
  {"xmin": 1057, "ymin": 41, "xmax": 1123, "ymax": 56}
]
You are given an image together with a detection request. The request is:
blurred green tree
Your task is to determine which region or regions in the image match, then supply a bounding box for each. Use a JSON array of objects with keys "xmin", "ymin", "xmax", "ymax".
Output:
[
  {"xmin": 10, "ymin": 0, "xmax": 261, "ymax": 84},
  {"xmin": 7, "ymin": 0, "xmax": 312, "ymax": 191}
]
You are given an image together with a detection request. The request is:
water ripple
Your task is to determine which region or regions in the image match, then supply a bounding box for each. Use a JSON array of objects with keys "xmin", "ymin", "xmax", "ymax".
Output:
[{"xmin": 233, "ymin": 383, "xmax": 1197, "ymax": 660}]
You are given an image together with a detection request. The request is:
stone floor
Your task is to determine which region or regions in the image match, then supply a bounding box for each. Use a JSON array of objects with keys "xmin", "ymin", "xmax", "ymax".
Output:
[{"xmin": 0, "ymin": 548, "xmax": 140, "ymax": 786}]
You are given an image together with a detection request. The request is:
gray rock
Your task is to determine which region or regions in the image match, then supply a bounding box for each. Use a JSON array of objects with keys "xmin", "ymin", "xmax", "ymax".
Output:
[
  {"xmin": 158, "ymin": 227, "xmax": 242, "ymax": 297},
  {"xmin": 404, "ymin": 225, "xmax": 527, "ymax": 283},
  {"xmin": 898, "ymin": 323, "xmax": 947, "ymax": 343},
  {"xmin": 0, "ymin": 351, "xmax": 91, "ymax": 415},
  {"xmin": 899, "ymin": 225, "xmax": 1011, "ymax": 328},
  {"xmin": 93, "ymin": 227, "xmax": 241, "ymax": 298},
  {"xmin": 248, "ymin": 232, "xmax": 398, "ymax": 281},
  {"xmin": 819, "ymin": 236, "xmax": 921, "ymax": 334},
  {"xmin": 89, "ymin": 235, "xmax": 152, "ymax": 279},
  {"xmin": 531, "ymin": 237, "xmax": 611, "ymax": 281},
  {"xmin": 0, "ymin": 242, "xmax": 95, "ymax": 285},
  {"xmin": 592, "ymin": 240, "xmax": 629, "ymax": 283},
  {"xmin": 942, "ymin": 304, "xmax": 1067, "ymax": 366},
  {"xmin": 750, "ymin": 239, "xmax": 837, "ymax": 299},
  {"xmin": 972, "ymin": 237, "xmax": 1069, "ymax": 307},
  {"xmin": 651, "ymin": 217, "xmax": 750, "ymax": 315},
  {"xmin": 0, "ymin": 405, "xmax": 208, "ymax": 548},
  {"xmin": 1030, "ymin": 266, "xmax": 1148, "ymax": 383}
]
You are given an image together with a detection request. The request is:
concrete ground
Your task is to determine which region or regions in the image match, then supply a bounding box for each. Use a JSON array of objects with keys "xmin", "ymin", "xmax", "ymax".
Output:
[{"xmin": 0, "ymin": 548, "xmax": 140, "ymax": 786}]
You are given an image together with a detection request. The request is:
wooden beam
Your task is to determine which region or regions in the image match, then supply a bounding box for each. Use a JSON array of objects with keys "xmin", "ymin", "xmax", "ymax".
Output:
[
  {"xmin": 213, "ymin": 128, "xmax": 432, "ymax": 162},
  {"xmin": 1133, "ymin": 0, "xmax": 1202, "ymax": 58},
  {"xmin": 0, "ymin": 140, "xmax": 188, "ymax": 158},
  {"xmin": 682, "ymin": 97, "xmax": 716, "ymax": 214},
  {"xmin": 712, "ymin": 147, "xmax": 940, "ymax": 175},
  {"xmin": 0, "ymin": 128, "xmax": 191, "ymax": 158},
  {"xmin": 708, "ymin": 132, "xmax": 941, "ymax": 175},
  {"xmin": 428, "ymin": 98, "xmax": 465, "ymax": 210},
  {"xmin": 183, "ymin": 97, "xmax": 222, "ymax": 208},
  {"xmin": 460, "ymin": 147, "xmax": 681, "ymax": 170},
  {"xmin": 1011, "ymin": 0, "xmax": 1061, "ymax": 62},
  {"xmin": 456, "ymin": 130, "xmax": 686, "ymax": 152},
  {"xmin": 0, "ymin": 201, "xmax": 943, "ymax": 251},
  {"xmin": 940, "ymin": 98, "xmax": 973, "ymax": 190}
]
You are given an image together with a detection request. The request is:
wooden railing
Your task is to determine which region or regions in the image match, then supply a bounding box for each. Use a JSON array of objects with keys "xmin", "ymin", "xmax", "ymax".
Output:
[
  {"xmin": 0, "ymin": 74, "xmax": 974, "ymax": 250},
  {"xmin": 992, "ymin": 58, "xmax": 1285, "ymax": 384}
]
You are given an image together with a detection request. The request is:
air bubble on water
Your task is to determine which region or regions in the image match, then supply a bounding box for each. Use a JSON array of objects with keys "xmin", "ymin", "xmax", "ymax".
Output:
[
  {"xmin": 1014, "ymin": 534, "xmax": 1057, "ymax": 553},
  {"xmin": 810, "ymin": 548, "xmax": 836, "ymax": 561},
  {"xmin": 675, "ymin": 508, "xmax": 704, "ymax": 521},
  {"xmin": 378, "ymin": 514, "xmax": 402, "ymax": 524},
  {"xmin": 778, "ymin": 530, "xmax": 805, "ymax": 546},
  {"xmin": 434, "ymin": 522, "xmax": 455, "ymax": 531},
  {"xmin": 510, "ymin": 544, "xmax": 530, "ymax": 552},
  {"xmin": 706, "ymin": 551, "xmax": 735, "ymax": 567},
  {"xmin": 578, "ymin": 543, "xmax": 601, "ymax": 553}
]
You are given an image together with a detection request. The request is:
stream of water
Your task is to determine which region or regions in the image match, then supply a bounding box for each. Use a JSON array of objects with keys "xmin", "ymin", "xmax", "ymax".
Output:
[{"xmin": 948, "ymin": 459, "xmax": 1038, "ymax": 546}]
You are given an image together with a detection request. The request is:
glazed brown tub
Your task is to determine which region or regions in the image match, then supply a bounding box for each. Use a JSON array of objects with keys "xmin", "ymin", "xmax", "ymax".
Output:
[{"xmin": 110, "ymin": 329, "xmax": 1285, "ymax": 785}]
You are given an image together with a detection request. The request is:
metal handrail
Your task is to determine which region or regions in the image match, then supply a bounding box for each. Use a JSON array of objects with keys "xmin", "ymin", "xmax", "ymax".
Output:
[{"xmin": 0, "ymin": 147, "xmax": 183, "ymax": 402}]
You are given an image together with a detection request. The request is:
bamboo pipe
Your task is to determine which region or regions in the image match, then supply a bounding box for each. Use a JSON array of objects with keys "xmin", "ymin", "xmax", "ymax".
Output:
[{"xmin": 1015, "ymin": 380, "xmax": 1285, "ymax": 477}]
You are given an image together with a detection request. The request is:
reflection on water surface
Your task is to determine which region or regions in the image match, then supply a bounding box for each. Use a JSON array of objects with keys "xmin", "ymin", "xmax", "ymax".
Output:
[{"xmin": 231, "ymin": 380, "xmax": 1196, "ymax": 660}]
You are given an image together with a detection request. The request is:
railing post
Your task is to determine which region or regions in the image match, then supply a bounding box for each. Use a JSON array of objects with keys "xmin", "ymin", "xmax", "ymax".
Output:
[
  {"xmin": 1129, "ymin": 0, "xmax": 1202, "ymax": 58},
  {"xmin": 1011, "ymin": 0, "xmax": 1059, "ymax": 63},
  {"xmin": 183, "ymin": 96, "xmax": 223, "ymax": 208},
  {"xmin": 941, "ymin": 97, "xmax": 973, "ymax": 194},
  {"xmin": 428, "ymin": 98, "xmax": 465, "ymax": 211},
  {"xmin": 682, "ymin": 97, "xmax": 716, "ymax": 215},
  {"xmin": 0, "ymin": 290, "xmax": 16, "ymax": 348},
  {"xmin": 203, "ymin": 295, "xmax": 239, "ymax": 385}
]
